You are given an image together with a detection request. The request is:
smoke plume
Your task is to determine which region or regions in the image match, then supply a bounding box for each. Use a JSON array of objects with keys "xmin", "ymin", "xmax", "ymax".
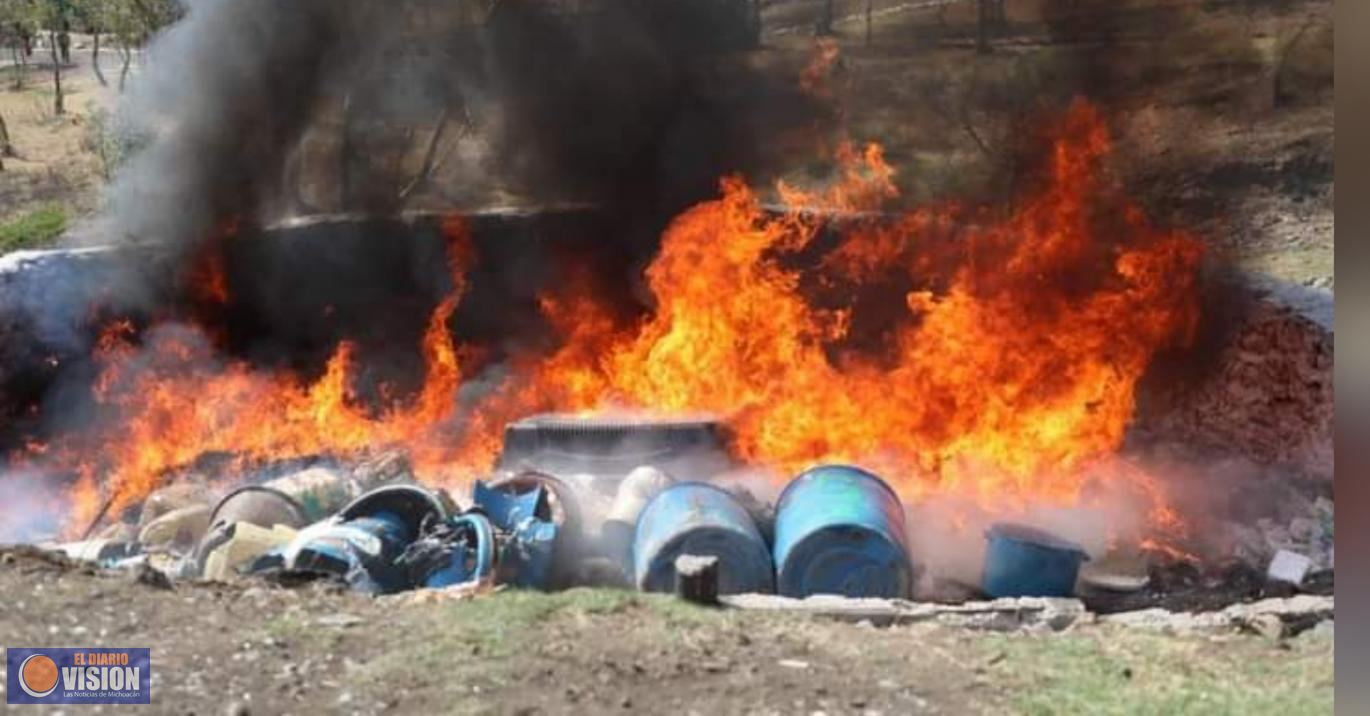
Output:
[{"xmin": 92, "ymin": 0, "xmax": 824, "ymax": 262}]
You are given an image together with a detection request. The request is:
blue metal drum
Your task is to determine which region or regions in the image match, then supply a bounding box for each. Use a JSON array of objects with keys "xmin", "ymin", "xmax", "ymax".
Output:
[
  {"xmin": 982, "ymin": 523, "xmax": 1088, "ymax": 598},
  {"xmin": 773, "ymin": 465, "xmax": 914, "ymax": 599},
  {"xmin": 632, "ymin": 483, "xmax": 774, "ymax": 595}
]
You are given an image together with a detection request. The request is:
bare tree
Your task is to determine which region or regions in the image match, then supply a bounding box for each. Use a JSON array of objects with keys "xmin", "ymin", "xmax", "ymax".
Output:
[
  {"xmin": 90, "ymin": 20, "xmax": 105, "ymax": 85},
  {"xmin": 1271, "ymin": 11, "xmax": 1316, "ymax": 109},
  {"xmin": 0, "ymin": 109, "xmax": 13, "ymax": 170},
  {"xmin": 105, "ymin": 0, "xmax": 179, "ymax": 93},
  {"xmin": 816, "ymin": 0, "xmax": 833, "ymax": 36},
  {"xmin": 57, "ymin": 6, "xmax": 67, "ymax": 61},
  {"xmin": 864, "ymin": 0, "xmax": 872, "ymax": 46},
  {"xmin": 6, "ymin": 43, "xmax": 18, "ymax": 88},
  {"xmin": 105, "ymin": 0, "xmax": 139, "ymax": 92},
  {"xmin": 2, "ymin": 0, "xmax": 40, "ymax": 90},
  {"xmin": 977, "ymin": 0, "xmax": 1005, "ymax": 55},
  {"xmin": 34, "ymin": 0, "xmax": 71, "ymax": 115},
  {"xmin": 116, "ymin": 37, "xmax": 129, "ymax": 89},
  {"xmin": 76, "ymin": 0, "xmax": 109, "ymax": 86},
  {"xmin": 48, "ymin": 26, "xmax": 62, "ymax": 114}
]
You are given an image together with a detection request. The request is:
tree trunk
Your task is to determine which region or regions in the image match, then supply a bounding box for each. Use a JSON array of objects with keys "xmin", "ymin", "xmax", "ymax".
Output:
[
  {"xmin": 1272, "ymin": 15, "xmax": 1314, "ymax": 110},
  {"xmin": 119, "ymin": 44, "xmax": 132, "ymax": 93},
  {"xmin": 339, "ymin": 93, "xmax": 353, "ymax": 210},
  {"xmin": 817, "ymin": 0, "xmax": 834, "ymax": 36},
  {"xmin": 17, "ymin": 35, "xmax": 29, "ymax": 87},
  {"xmin": 10, "ymin": 44, "xmax": 22, "ymax": 90},
  {"xmin": 865, "ymin": 0, "xmax": 873, "ymax": 46},
  {"xmin": 49, "ymin": 31, "xmax": 63, "ymax": 116},
  {"xmin": 977, "ymin": 0, "xmax": 991, "ymax": 55},
  {"xmin": 92, "ymin": 31, "xmax": 107, "ymax": 87},
  {"xmin": 0, "ymin": 110, "xmax": 11, "ymax": 171},
  {"xmin": 59, "ymin": 18, "xmax": 71, "ymax": 64}
]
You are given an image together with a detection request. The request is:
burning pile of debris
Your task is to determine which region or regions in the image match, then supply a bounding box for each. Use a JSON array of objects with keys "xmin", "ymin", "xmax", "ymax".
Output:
[
  {"xmin": 33, "ymin": 430, "xmax": 1333, "ymax": 638},
  {"xmin": 0, "ymin": 0, "xmax": 1334, "ymax": 637},
  {"xmin": 0, "ymin": 113, "xmax": 1335, "ymax": 628}
]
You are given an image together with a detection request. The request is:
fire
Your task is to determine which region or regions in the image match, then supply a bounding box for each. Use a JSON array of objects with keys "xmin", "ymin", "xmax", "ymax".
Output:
[
  {"xmin": 25, "ymin": 219, "xmax": 475, "ymax": 532},
  {"xmin": 1139, "ymin": 538, "xmax": 1200, "ymax": 564},
  {"xmin": 457, "ymin": 99, "xmax": 1202, "ymax": 507},
  {"xmin": 11, "ymin": 100, "xmax": 1202, "ymax": 535},
  {"xmin": 799, "ymin": 37, "xmax": 842, "ymax": 99}
]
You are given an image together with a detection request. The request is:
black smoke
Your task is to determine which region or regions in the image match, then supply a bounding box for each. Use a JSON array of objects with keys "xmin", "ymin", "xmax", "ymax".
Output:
[{"xmin": 98, "ymin": 0, "xmax": 826, "ymax": 260}]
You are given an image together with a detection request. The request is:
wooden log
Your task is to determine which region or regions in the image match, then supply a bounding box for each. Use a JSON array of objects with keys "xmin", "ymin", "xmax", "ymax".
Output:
[{"xmin": 674, "ymin": 554, "xmax": 720, "ymax": 606}]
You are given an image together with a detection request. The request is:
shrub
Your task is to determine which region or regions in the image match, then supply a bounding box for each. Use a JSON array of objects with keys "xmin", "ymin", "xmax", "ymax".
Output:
[{"xmin": 0, "ymin": 204, "xmax": 67, "ymax": 253}]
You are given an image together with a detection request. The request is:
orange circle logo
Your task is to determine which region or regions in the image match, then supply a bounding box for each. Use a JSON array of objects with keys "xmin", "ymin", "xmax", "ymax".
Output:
[{"xmin": 19, "ymin": 654, "xmax": 59, "ymax": 698}]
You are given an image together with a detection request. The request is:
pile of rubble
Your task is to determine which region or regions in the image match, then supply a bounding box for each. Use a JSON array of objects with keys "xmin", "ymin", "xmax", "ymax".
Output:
[
  {"xmin": 53, "ymin": 451, "xmax": 562, "ymax": 594},
  {"xmin": 38, "ymin": 452, "xmax": 1334, "ymax": 645},
  {"xmin": 1150, "ymin": 280, "xmax": 1333, "ymax": 478},
  {"xmin": 723, "ymin": 592, "xmax": 1333, "ymax": 639}
]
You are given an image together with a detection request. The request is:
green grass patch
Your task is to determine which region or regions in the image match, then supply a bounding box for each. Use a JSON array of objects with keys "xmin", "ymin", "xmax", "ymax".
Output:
[
  {"xmin": 0, "ymin": 205, "xmax": 67, "ymax": 253},
  {"xmin": 320, "ymin": 587, "xmax": 734, "ymax": 709},
  {"xmin": 976, "ymin": 628, "xmax": 1334, "ymax": 715},
  {"xmin": 353, "ymin": 589, "xmax": 657, "ymax": 690}
]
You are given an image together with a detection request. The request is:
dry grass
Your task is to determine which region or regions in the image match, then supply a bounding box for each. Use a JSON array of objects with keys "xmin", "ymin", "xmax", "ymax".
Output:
[{"xmin": 0, "ymin": 44, "xmax": 119, "ymax": 230}]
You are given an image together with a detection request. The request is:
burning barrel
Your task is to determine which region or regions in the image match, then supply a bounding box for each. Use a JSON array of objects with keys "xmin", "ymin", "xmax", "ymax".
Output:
[
  {"xmin": 632, "ymin": 483, "xmax": 773, "ymax": 595},
  {"xmin": 497, "ymin": 413, "xmax": 735, "ymax": 483},
  {"xmin": 772, "ymin": 465, "xmax": 914, "ymax": 599}
]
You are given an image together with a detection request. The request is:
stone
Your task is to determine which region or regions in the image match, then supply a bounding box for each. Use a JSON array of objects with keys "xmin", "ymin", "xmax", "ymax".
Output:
[
  {"xmin": 314, "ymin": 614, "xmax": 364, "ymax": 628},
  {"xmin": 1301, "ymin": 620, "xmax": 1334, "ymax": 641},
  {"xmin": 1145, "ymin": 294, "xmax": 1332, "ymax": 475},
  {"xmin": 1226, "ymin": 595, "xmax": 1333, "ymax": 620},
  {"xmin": 1267, "ymin": 549, "xmax": 1313, "ymax": 586},
  {"xmin": 1247, "ymin": 613, "xmax": 1286, "ymax": 640},
  {"xmin": 1098, "ymin": 608, "xmax": 1226, "ymax": 635},
  {"xmin": 132, "ymin": 562, "xmax": 175, "ymax": 591},
  {"xmin": 720, "ymin": 594, "xmax": 1087, "ymax": 631}
]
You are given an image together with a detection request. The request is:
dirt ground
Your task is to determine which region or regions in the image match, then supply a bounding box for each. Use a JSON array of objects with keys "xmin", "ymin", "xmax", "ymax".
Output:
[
  {"xmin": 0, "ymin": 35, "xmax": 125, "ymax": 225},
  {"xmin": 0, "ymin": 548, "xmax": 1333, "ymax": 715},
  {"xmin": 756, "ymin": 0, "xmax": 1334, "ymax": 288}
]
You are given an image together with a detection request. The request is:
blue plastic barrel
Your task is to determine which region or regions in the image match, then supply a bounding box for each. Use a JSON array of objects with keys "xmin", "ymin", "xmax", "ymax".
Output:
[
  {"xmin": 982, "ymin": 523, "xmax": 1088, "ymax": 598},
  {"xmin": 773, "ymin": 465, "xmax": 914, "ymax": 599},
  {"xmin": 632, "ymin": 483, "xmax": 774, "ymax": 595}
]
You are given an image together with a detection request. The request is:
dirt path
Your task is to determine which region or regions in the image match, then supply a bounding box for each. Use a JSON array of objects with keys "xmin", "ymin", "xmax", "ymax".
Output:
[{"xmin": 0, "ymin": 548, "xmax": 1333, "ymax": 715}]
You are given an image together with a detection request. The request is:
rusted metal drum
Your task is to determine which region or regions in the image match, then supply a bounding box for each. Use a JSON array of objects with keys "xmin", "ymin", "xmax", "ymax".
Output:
[
  {"xmin": 773, "ymin": 465, "xmax": 913, "ymax": 599},
  {"xmin": 208, "ymin": 486, "xmax": 309, "ymax": 531},
  {"xmin": 632, "ymin": 482, "xmax": 774, "ymax": 595},
  {"xmin": 262, "ymin": 467, "xmax": 361, "ymax": 523}
]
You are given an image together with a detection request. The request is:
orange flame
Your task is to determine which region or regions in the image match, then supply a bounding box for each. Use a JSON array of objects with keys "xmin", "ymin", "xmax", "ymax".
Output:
[
  {"xmin": 29, "ymin": 218, "xmax": 474, "ymax": 531},
  {"xmin": 800, "ymin": 37, "xmax": 842, "ymax": 99},
  {"xmin": 454, "ymin": 99, "xmax": 1202, "ymax": 510},
  {"xmin": 15, "ymin": 100, "xmax": 1202, "ymax": 536}
]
